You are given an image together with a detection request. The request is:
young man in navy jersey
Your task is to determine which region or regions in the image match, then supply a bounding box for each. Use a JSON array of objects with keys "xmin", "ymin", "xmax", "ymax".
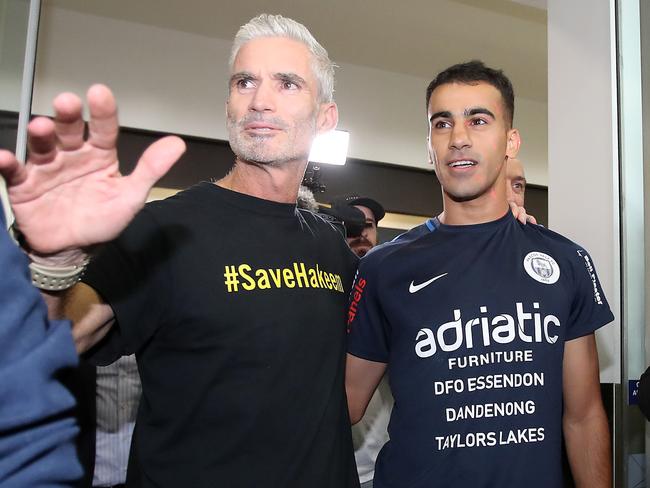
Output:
[{"xmin": 345, "ymin": 61, "xmax": 613, "ymax": 488}]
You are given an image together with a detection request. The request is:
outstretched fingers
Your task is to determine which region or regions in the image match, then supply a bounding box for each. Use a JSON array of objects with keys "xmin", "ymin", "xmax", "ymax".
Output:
[
  {"xmin": 26, "ymin": 117, "xmax": 58, "ymax": 165},
  {"xmin": 124, "ymin": 136, "xmax": 186, "ymax": 199},
  {"xmin": 87, "ymin": 84, "xmax": 119, "ymax": 150},
  {"xmin": 53, "ymin": 92, "xmax": 85, "ymax": 151},
  {"xmin": 0, "ymin": 150, "xmax": 26, "ymax": 186}
]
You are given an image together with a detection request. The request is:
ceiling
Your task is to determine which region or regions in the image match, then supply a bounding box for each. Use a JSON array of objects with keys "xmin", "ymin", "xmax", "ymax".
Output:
[{"xmin": 48, "ymin": 0, "xmax": 548, "ymax": 102}]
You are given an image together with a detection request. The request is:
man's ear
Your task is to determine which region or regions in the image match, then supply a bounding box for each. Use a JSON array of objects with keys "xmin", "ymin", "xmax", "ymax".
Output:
[
  {"xmin": 506, "ymin": 128, "xmax": 521, "ymax": 159},
  {"xmin": 317, "ymin": 103, "xmax": 338, "ymax": 134},
  {"xmin": 427, "ymin": 137, "xmax": 440, "ymax": 176}
]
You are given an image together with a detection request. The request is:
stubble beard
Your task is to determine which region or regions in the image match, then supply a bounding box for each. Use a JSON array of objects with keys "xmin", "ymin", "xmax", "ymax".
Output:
[{"xmin": 227, "ymin": 111, "xmax": 318, "ymax": 166}]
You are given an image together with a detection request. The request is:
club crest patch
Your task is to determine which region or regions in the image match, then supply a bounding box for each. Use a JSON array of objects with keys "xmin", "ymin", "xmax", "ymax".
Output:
[{"xmin": 523, "ymin": 251, "xmax": 560, "ymax": 284}]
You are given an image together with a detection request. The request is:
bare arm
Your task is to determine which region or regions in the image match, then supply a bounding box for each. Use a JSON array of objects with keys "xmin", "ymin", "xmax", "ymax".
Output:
[
  {"xmin": 562, "ymin": 333, "xmax": 611, "ymax": 487},
  {"xmin": 41, "ymin": 284, "xmax": 114, "ymax": 354},
  {"xmin": 62, "ymin": 284, "xmax": 115, "ymax": 354},
  {"xmin": 345, "ymin": 353, "xmax": 387, "ymax": 424}
]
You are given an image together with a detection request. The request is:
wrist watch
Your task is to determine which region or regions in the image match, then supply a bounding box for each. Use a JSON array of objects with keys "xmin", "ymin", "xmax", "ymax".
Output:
[
  {"xmin": 10, "ymin": 223, "xmax": 90, "ymax": 291},
  {"xmin": 28, "ymin": 259, "xmax": 90, "ymax": 291}
]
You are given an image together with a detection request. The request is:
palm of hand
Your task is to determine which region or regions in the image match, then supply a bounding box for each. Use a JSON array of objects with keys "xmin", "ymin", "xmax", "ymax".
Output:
[
  {"xmin": 0, "ymin": 85, "xmax": 185, "ymax": 254},
  {"xmin": 10, "ymin": 144, "xmax": 138, "ymax": 253}
]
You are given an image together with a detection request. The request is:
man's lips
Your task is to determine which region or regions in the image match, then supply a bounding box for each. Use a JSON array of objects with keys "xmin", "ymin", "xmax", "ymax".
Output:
[
  {"xmin": 244, "ymin": 122, "xmax": 282, "ymax": 132},
  {"xmin": 447, "ymin": 159, "xmax": 478, "ymax": 169}
]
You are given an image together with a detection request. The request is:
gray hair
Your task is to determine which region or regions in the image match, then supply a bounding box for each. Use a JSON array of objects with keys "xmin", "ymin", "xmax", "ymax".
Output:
[{"xmin": 229, "ymin": 14, "xmax": 335, "ymax": 103}]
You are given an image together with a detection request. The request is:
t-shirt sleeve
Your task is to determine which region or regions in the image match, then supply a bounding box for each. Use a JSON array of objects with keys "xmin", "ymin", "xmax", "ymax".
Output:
[
  {"xmin": 347, "ymin": 256, "xmax": 391, "ymax": 363},
  {"xmin": 82, "ymin": 207, "xmax": 175, "ymax": 365},
  {"xmin": 565, "ymin": 246, "xmax": 615, "ymax": 341}
]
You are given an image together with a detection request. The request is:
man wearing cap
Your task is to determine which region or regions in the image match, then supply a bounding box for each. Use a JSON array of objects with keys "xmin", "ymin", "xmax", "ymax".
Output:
[{"xmin": 332, "ymin": 195, "xmax": 385, "ymax": 258}]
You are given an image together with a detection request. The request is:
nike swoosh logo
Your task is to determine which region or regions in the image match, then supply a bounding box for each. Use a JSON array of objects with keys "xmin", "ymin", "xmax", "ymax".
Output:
[{"xmin": 409, "ymin": 273, "xmax": 448, "ymax": 293}]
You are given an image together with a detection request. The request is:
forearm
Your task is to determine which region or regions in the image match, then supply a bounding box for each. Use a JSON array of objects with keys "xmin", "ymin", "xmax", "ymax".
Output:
[
  {"xmin": 563, "ymin": 406, "xmax": 611, "ymax": 487},
  {"xmin": 22, "ymin": 244, "xmax": 114, "ymax": 353},
  {"xmin": 347, "ymin": 387, "xmax": 370, "ymax": 425},
  {"xmin": 345, "ymin": 353, "xmax": 387, "ymax": 424},
  {"xmin": 41, "ymin": 289, "xmax": 66, "ymax": 319},
  {"xmin": 62, "ymin": 283, "xmax": 115, "ymax": 354},
  {"xmin": 42, "ymin": 283, "xmax": 115, "ymax": 354}
]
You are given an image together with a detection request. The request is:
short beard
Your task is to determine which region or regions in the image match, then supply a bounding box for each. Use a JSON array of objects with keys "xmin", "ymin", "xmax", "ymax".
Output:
[{"xmin": 227, "ymin": 112, "xmax": 316, "ymax": 165}]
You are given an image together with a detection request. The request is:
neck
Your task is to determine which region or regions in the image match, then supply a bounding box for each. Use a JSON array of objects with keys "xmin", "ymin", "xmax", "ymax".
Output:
[
  {"xmin": 438, "ymin": 186, "xmax": 510, "ymax": 226},
  {"xmin": 216, "ymin": 157, "xmax": 308, "ymax": 204}
]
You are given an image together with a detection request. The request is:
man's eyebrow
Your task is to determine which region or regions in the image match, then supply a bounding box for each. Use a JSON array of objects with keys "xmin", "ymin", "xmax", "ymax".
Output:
[
  {"xmin": 429, "ymin": 110, "xmax": 452, "ymax": 122},
  {"xmin": 465, "ymin": 107, "xmax": 496, "ymax": 119},
  {"xmin": 274, "ymin": 72, "xmax": 307, "ymax": 86},
  {"xmin": 429, "ymin": 107, "xmax": 496, "ymax": 122}
]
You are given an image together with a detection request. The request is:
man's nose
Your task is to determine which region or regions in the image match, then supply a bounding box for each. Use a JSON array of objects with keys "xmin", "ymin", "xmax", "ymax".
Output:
[
  {"xmin": 249, "ymin": 81, "xmax": 276, "ymax": 112},
  {"xmin": 449, "ymin": 123, "xmax": 471, "ymax": 150}
]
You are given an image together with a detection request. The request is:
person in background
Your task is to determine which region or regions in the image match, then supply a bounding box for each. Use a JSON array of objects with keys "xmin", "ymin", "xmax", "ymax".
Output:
[
  {"xmin": 92, "ymin": 355, "xmax": 141, "ymax": 488},
  {"xmin": 330, "ymin": 195, "xmax": 385, "ymax": 258},
  {"xmin": 637, "ymin": 367, "xmax": 650, "ymax": 421},
  {"xmin": 0, "ymin": 203, "xmax": 83, "ymax": 487},
  {"xmin": 506, "ymin": 157, "xmax": 526, "ymax": 208}
]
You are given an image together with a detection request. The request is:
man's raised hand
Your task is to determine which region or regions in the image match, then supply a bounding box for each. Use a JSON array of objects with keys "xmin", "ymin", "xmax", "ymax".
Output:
[{"xmin": 0, "ymin": 84, "xmax": 185, "ymax": 254}]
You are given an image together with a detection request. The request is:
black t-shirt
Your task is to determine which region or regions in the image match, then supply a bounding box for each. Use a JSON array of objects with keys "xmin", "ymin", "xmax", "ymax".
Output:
[{"xmin": 83, "ymin": 182, "xmax": 360, "ymax": 488}]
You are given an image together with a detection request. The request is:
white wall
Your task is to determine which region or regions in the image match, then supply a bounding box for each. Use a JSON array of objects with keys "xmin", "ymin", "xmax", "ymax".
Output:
[
  {"xmin": 0, "ymin": 0, "xmax": 30, "ymax": 112},
  {"xmin": 31, "ymin": 6, "xmax": 549, "ymax": 185},
  {"xmin": 547, "ymin": 0, "xmax": 620, "ymax": 383}
]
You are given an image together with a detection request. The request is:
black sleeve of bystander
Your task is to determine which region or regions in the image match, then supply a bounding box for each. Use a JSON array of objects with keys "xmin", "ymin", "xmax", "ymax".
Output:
[{"xmin": 637, "ymin": 366, "xmax": 650, "ymax": 421}]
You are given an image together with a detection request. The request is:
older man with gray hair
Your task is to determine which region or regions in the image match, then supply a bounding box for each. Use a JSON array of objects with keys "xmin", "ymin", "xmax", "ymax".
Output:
[{"xmin": 1, "ymin": 14, "xmax": 359, "ymax": 488}]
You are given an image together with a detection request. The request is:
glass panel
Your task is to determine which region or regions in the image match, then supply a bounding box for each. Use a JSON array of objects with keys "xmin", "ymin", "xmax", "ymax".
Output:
[
  {"xmin": 617, "ymin": 0, "xmax": 647, "ymax": 487},
  {"xmin": 0, "ymin": 0, "xmax": 30, "ymax": 153},
  {"xmin": 0, "ymin": 0, "xmax": 39, "ymax": 223}
]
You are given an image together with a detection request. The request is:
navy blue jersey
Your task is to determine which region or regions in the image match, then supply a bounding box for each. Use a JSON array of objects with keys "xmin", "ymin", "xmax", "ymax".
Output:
[{"xmin": 347, "ymin": 212, "xmax": 614, "ymax": 488}]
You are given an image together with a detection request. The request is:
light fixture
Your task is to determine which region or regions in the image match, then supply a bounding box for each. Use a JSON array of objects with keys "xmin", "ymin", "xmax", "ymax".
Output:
[{"xmin": 308, "ymin": 130, "xmax": 349, "ymax": 165}]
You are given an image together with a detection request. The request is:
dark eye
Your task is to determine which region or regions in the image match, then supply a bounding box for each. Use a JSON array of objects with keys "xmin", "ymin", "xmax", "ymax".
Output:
[
  {"xmin": 434, "ymin": 120, "xmax": 451, "ymax": 129},
  {"xmin": 470, "ymin": 118, "xmax": 487, "ymax": 126},
  {"xmin": 281, "ymin": 80, "xmax": 299, "ymax": 90},
  {"xmin": 236, "ymin": 78, "xmax": 255, "ymax": 89}
]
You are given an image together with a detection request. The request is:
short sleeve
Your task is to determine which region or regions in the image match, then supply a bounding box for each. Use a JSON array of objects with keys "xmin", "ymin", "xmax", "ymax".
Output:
[
  {"xmin": 347, "ymin": 257, "xmax": 391, "ymax": 363},
  {"xmin": 82, "ymin": 207, "xmax": 174, "ymax": 365},
  {"xmin": 565, "ymin": 247, "xmax": 615, "ymax": 341}
]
